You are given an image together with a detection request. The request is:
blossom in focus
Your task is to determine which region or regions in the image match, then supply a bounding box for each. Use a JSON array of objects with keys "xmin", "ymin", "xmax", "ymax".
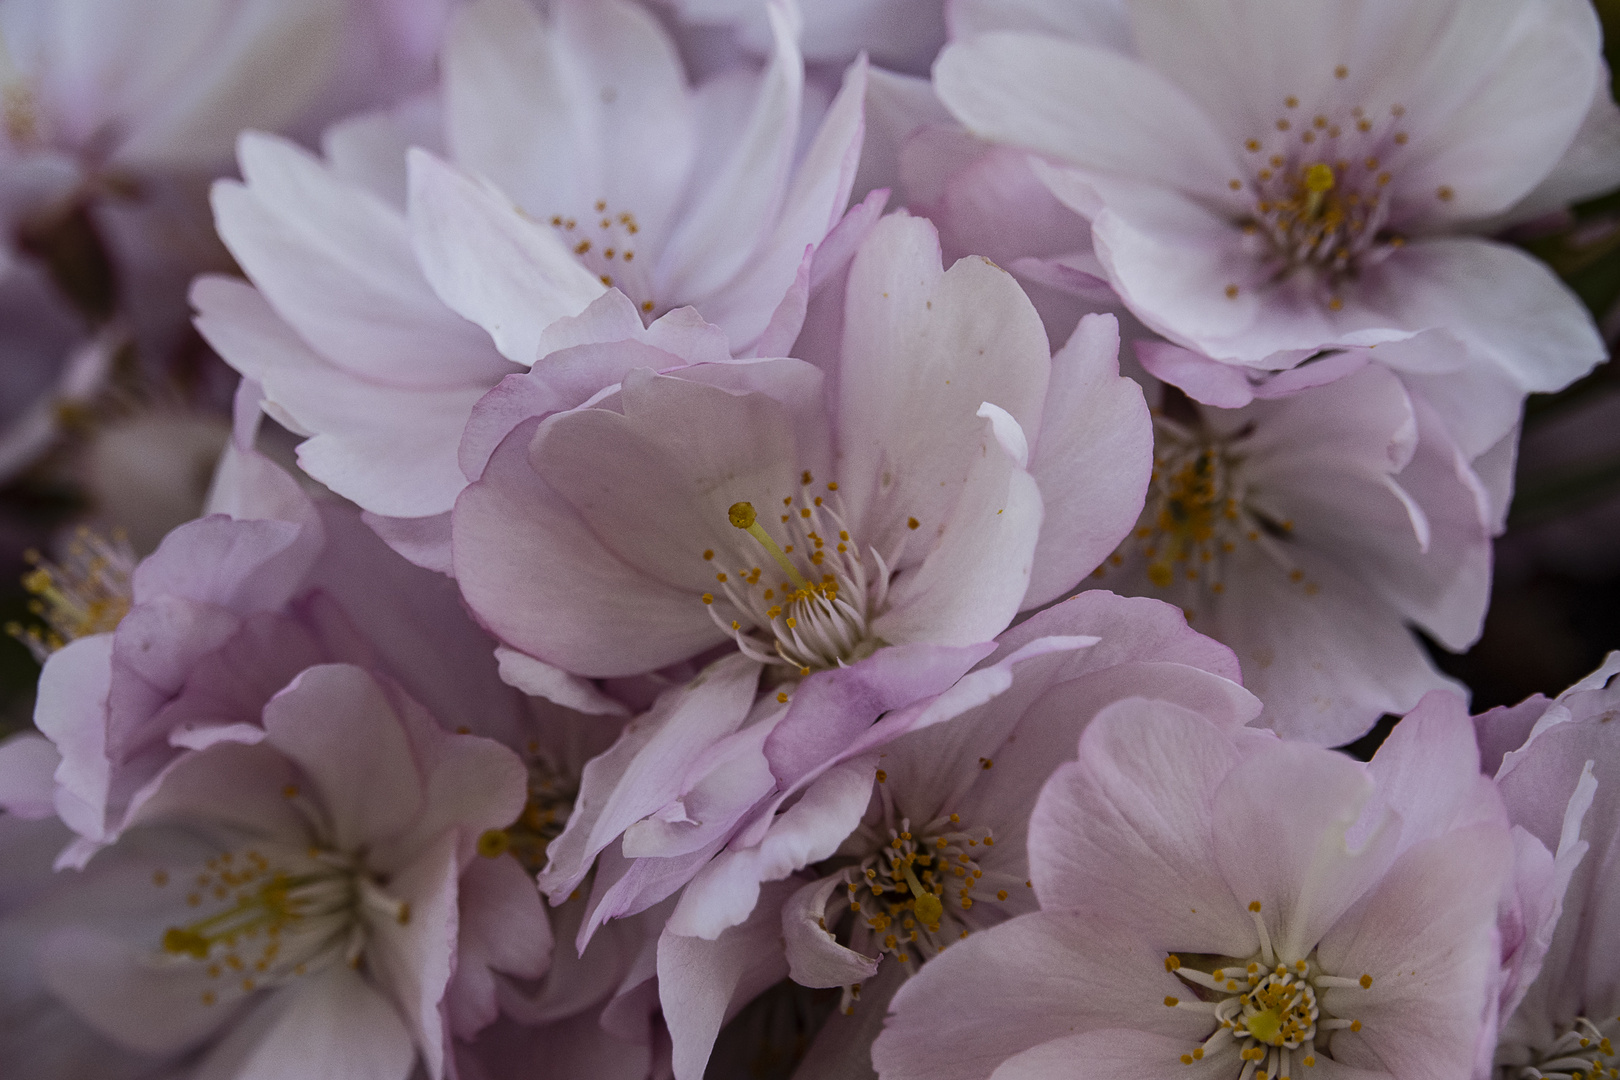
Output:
[
  {"xmin": 1478, "ymin": 654, "xmax": 1619, "ymax": 1080},
  {"xmin": 935, "ymin": 0, "xmax": 1612, "ymax": 400},
  {"xmin": 1087, "ymin": 357, "xmax": 1492, "ymax": 743},
  {"xmin": 196, "ymin": 0, "xmax": 869, "ymax": 562},
  {"xmin": 874, "ymin": 686, "xmax": 1518, "ymax": 1080},
  {"xmin": 32, "ymin": 663, "xmax": 528, "ymax": 1080},
  {"xmin": 454, "ymin": 211, "xmax": 1149, "ymax": 688}
]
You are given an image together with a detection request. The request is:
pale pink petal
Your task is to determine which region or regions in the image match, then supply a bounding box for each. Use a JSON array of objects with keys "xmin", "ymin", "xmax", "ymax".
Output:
[
  {"xmin": 873, "ymin": 911, "xmax": 1207, "ymax": 1080},
  {"xmin": 261, "ymin": 665, "xmax": 424, "ymax": 851},
  {"xmin": 1366, "ymin": 690, "xmax": 1506, "ymax": 853},
  {"xmin": 34, "ymin": 634, "xmax": 116, "ymax": 843},
  {"xmin": 834, "ymin": 214, "xmax": 1050, "ymax": 553},
  {"xmin": 38, "ymin": 926, "xmax": 227, "ymax": 1054},
  {"xmin": 492, "ymin": 648, "xmax": 630, "ymax": 717},
  {"xmin": 453, "ymin": 419, "xmax": 720, "ymax": 677},
  {"xmin": 782, "ymin": 874, "xmax": 880, "ymax": 989},
  {"xmin": 871, "ymin": 421, "xmax": 1041, "ymax": 644},
  {"xmin": 657, "ymin": 879, "xmax": 797, "ymax": 1080},
  {"xmin": 1028, "ymin": 697, "xmax": 1254, "ymax": 955},
  {"xmin": 447, "ymin": 854, "xmax": 554, "ymax": 1042},
  {"xmin": 539, "ymin": 653, "xmax": 761, "ymax": 901},
  {"xmin": 1393, "ymin": 0, "xmax": 1598, "ymax": 224},
  {"xmin": 365, "ymin": 833, "xmax": 459, "ymax": 1079},
  {"xmin": 667, "ymin": 756, "xmax": 876, "ymax": 939},
  {"xmin": 320, "ymin": 96, "xmax": 445, "ymax": 212},
  {"xmin": 125, "ymin": 741, "xmax": 302, "ymax": 840},
  {"xmin": 1024, "ymin": 313, "xmax": 1152, "ymax": 605},
  {"xmin": 407, "ymin": 150, "xmax": 605, "ymax": 366},
  {"xmin": 989, "ymin": 1029, "xmax": 1240, "ymax": 1080},
  {"xmin": 191, "ymin": 967, "xmax": 416, "ymax": 1080},
  {"xmin": 1211, "ymin": 740, "xmax": 1400, "ymax": 965},
  {"xmin": 217, "ymin": 133, "xmax": 510, "ymax": 387},
  {"xmin": 935, "ymin": 33, "xmax": 1242, "ymax": 192},
  {"xmin": 1377, "ymin": 237, "xmax": 1604, "ymax": 394},
  {"xmin": 443, "ymin": 0, "xmax": 695, "ymax": 239},
  {"xmin": 764, "ymin": 642, "xmax": 992, "ymax": 787},
  {"xmin": 659, "ymin": 3, "xmax": 802, "ymax": 302},
  {"xmin": 1315, "ymin": 827, "xmax": 1515, "ymax": 1079},
  {"xmin": 697, "ymin": 55, "xmax": 868, "ymax": 351},
  {"xmin": 192, "ymin": 277, "xmax": 487, "ymax": 518}
]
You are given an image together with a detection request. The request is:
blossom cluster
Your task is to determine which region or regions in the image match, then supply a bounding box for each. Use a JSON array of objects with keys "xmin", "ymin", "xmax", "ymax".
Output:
[{"xmin": 0, "ymin": 1, "xmax": 1617, "ymax": 1079}]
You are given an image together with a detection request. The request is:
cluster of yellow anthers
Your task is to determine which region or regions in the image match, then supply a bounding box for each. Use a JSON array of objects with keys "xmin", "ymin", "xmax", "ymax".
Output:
[
  {"xmin": 1096, "ymin": 408, "xmax": 1321, "ymax": 624},
  {"xmin": 478, "ymin": 754, "xmax": 577, "ymax": 873},
  {"xmin": 1518, "ymin": 1017, "xmax": 1620, "ymax": 1080},
  {"xmin": 154, "ymin": 835, "xmax": 409, "ymax": 1008},
  {"xmin": 1163, "ymin": 902, "xmax": 1371, "ymax": 1080},
  {"xmin": 700, "ymin": 473, "xmax": 895, "ymax": 677},
  {"xmin": 1222, "ymin": 66, "xmax": 1441, "ymax": 307},
  {"xmin": 548, "ymin": 197, "xmax": 655, "ymax": 310},
  {"xmin": 6, "ymin": 526, "xmax": 135, "ymax": 662}
]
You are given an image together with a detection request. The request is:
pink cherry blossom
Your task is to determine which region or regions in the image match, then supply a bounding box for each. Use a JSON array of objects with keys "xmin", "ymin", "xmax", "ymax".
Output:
[
  {"xmin": 453, "ymin": 211, "xmax": 1149, "ymax": 687},
  {"xmin": 935, "ymin": 0, "xmax": 1611, "ymax": 400},
  {"xmin": 874, "ymin": 687, "xmax": 1517, "ymax": 1080},
  {"xmin": 1085, "ymin": 358, "xmax": 1491, "ymax": 743},
  {"xmin": 33, "ymin": 664, "xmax": 530, "ymax": 1080}
]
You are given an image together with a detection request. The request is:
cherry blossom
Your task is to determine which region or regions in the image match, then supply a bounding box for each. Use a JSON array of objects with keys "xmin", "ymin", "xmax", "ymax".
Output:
[
  {"xmin": 1085, "ymin": 358, "xmax": 1490, "ymax": 743},
  {"xmin": 874, "ymin": 687, "xmax": 1518, "ymax": 1080},
  {"xmin": 34, "ymin": 664, "xmax": 529, "ymax": 1080},
  {"xmin": 936, "ymin": 0, "xmax": 1611, "ymax": 399}
]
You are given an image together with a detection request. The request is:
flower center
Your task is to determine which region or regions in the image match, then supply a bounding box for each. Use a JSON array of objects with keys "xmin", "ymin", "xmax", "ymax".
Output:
[
  {"xmin": 1509, "ymin": 1017, "xmax": 1620, "ymax": 1080},
  {"xmin": 701, "ymin": 476, "xmax": 893, "ymax": 677},
  {"xmin": 1219, "ymin": 66, "xmax": 1451, "ymax": 308},
  {"xmin": 7, "ymin": 527, "xmax": 135, "ymax": 662},
  {"xmin": 152, "ymin": 837, "xmax": 408, "ymax": 1009},
  {"xmin": 1094, "ymin": 401, "xmax": 1317, "ymax": 622},
  {"xmin": 548, "ymin": 197, "xmax": 656, "ymax": 316},
  {"xmin": 816, "ymin": 771, "xmax": 1030, "ymax": 1013},
  {"xmin": 478, "ymin": 754, "xmax": 577, "ymax": 873},
  {"xmin": 1164, "ymin": 902, "xmax": 1372, "ymax": 1080}
]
